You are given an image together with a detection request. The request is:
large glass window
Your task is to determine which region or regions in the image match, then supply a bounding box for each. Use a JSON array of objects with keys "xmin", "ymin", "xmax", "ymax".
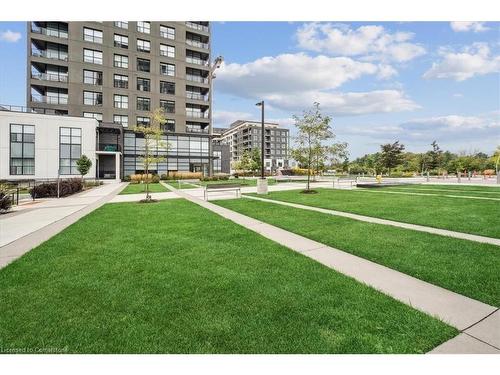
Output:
[
  {"xmin": 160, "ymin": 63, "xmax": 175, "ymax": 76},
  {"xmin": 137, "ymin": 58, "xmax": 150, "ymax": 72},
  {"xmin": 160, "ymin": 99, "xmax": 175, "ymax": 113},
  {"xmin": 114, "ymin": 54, "xmax": 128, "ymax": 68},
  {"xmin": 160, "ymin": 44, "xmax": 175, "ymax": 58},
  {"xmin": 114, "ymin": 34, "xmax": 128, "ymax": 49},
  {"xmin": 137, "ymin": 77, "xmax": 150, "ymax": 92},
  {"xmin": 83, "ymin": 69, "xmax": 102, "ymax": 85},
  {"xmin": 137, "ymin": 97, "xmax": 150, "ymax": 111},
  {"xmin": 160, "ymin": 81, "xmax": 175, "ymax": 95},
  {"xmin": 114, "ymin": 74, "xmax": 128, "ymax": 89},
  {"xmin": 59, "ymin": 127, "xmax": 81, "ymax": 175},
  {"xmin": 113, "ymin": 115, "xmax": 128, "ymax": 127},
  {"xmin": 83, "ymin": 91, "xmax": 103, "ymax": 105},
  {"xmin": 83, "ymin": 112, "xmax": 103, "ymax": 123},
  {"xmin": 137, "ymin": 21, "xmax": 151, "ymax": 34},
  {"xmin": 83, "ymin": 27, "xmax": 103, "ymax": 44},
  {"xmin": 137, "ymin": 39, "xmax": 150, "ymax": 53},
  {"xmin": 114, "ymin": 94, "xmax": 128, "ymax": 109},
  {"xmin": 162, "ymin": 119, "xmax": 175, "ymax": 132},
  {"xmin": 160, "ymin": 25, "xmax": 175, "ymax": 39},
  {"xmin": 10, "ymin": 124, "xmax": 35, "ymax": 175},
  {"xmin": 83, "ymin": 49, "xmax": 103, "ymax": 64},
  {"xmin": 137, "ymin": 116, "xmax": 150, "ymax": 126},
  {"xmin": 114, "ymin": 21, "xmax": 128, "ymax": 29}
]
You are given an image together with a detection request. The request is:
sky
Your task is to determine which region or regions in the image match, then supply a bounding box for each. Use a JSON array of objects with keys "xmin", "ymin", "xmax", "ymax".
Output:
[{"xmin": 0, "ymin": 21, "xmax": 499, "ymax": 158}]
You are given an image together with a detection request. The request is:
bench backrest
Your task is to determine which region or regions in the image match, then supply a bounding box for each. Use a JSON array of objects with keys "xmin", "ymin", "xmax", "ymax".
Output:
[{"xmin": 205, "ymin": 184, "xmax": 241, "ymax": 190}]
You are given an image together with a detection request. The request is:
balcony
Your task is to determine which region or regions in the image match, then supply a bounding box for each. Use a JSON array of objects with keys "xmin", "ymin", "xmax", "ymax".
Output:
[
  {"xmin": 186, "ymin": 92, "xmax": 209, "ymax": 101},
  {"xmin": 31, "ymin": 49, "xmax": 68, "ymax": 61},
  {"xmin": 31, "ymin": 94, "xmax": 68, "ymax": 105},
  {"xmin": 186, "ymin": 56, "xmax": 209, "ymax": 66},
  {"xmin": 186, "ymin": 124, "xmax": 209, "ymax": 134},
  {"xmin": 31, "ymin": 23, "xmax": 68, "ymax": 39},
  {"xmin": 185, "ymin": 22, "xmax": 209, "ymax": 33},
  {"xmin": 186, "ymin": 111, "xmax": 209, "ymax": 119},
  {"xmin": 98, "ymin": 143, "xmax": 122, "ymax": 152},
  {"xmin": 186, "ymin": 39, "xmax": 209, "ymax": 50},
  {"xmin": 31, "ymin": 72, "xmax": 68, "ymax": 83},
  {"xmin": 186, "ymin": 75, "xmax": 209, "ymax": 84}
]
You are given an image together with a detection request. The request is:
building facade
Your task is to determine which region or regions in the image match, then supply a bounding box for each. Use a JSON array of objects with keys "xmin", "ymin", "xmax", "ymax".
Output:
[
  {"xmin": 215, "ymin": 120, "xmax": 290, "ymax": 173},
  {"xmin": 26, "ymin": 21, "xmax": 214, "ymax": 177}
]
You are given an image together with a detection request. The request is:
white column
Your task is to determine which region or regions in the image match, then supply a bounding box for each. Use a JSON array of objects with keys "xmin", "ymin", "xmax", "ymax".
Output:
[{"xmin": 115, "ymin": 153, "xmax": 121, "ymax": 182}]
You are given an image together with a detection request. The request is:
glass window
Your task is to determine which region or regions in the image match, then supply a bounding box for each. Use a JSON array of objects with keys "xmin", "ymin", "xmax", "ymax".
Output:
[
  {"xmin": 162, "ymin": 119, "xmax": 175, "ymax": 132},
  {"xmin": 137, "ymin": 21, "xmax": 151, "ymax": 34},
  {"xmin": 160, "ymin": 81, "xmax": 175, "ymax": 95},
  {"xmin": 83, "ymin": 69, "xmax": 102, "ymax": 85},
  {"xmin": 83, "ymin": 91, "xmax": 102, "ymax": 105},
  {"xmin": 137, "ymin": 116, "xmax": 150, "ymax": 126},
  {"xmin": 137, "ymin": 97, "xmax": 150, "ymax": 111},
  {"xmin": 160, "ymin": 44, "xmax": 175, "ymax": 58},
  {"xmin": 83, "ymin": 27, "xmax": 103, "ymax": 44},
  {"xmin": 113, "ymin": 54, "xmax": 128, "ymax": 68},
  {"xmin": 137, "ymin": 58, "xmax": 150, "ymax": 72},
  {"xmin": 59, "ymin": 127, "xmax": 81, "ymax": 175},
  {"xmin": 83, "ymin": 49, "xmax": 103, "ymax": 64},
  {"xmin": 114, "ymin": 74, "xmax": 128, "ymax": 88},
  {"xmin": 113, "ymin": 115, "xmax": 128, "ymax": 127},
  {"xmin": 114, "ymin": 21, "xmax": 128, "ymax": 29},
  {"xmin": 114, "ymin": 34, "xmax": 128, "ymax": 49},
  {"xmin": 10, "ymin": 124, "xmax": 35, "ymax": 175},
  {"xmin": 83, "ymin": 112, "xmax": 103, "ymax": 122},
  {"xmin": 160, "ymin": 25, "xmax": 175, "ymax": 40},
  {"xmin": 137, "ymin": 77, "xmax": 150, "ymax": 92},
  {"xmin": 114, "ymin": 94, "xmax": 128, "ymax": 109},
  {"xmin": 137, "ymin": 39, "xmax": 150, "ymax": 53},
  {"xmin": 160, "ymin": 100, "xmax": 175, "ymax": 113},
  {"xmin": 160, "ymin": 63, "xmax": 175, "ymax": 76}
]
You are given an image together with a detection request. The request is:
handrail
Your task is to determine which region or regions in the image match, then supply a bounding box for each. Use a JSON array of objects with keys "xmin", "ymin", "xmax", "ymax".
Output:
[
  {"xmin": 185, "ymin": 22, "xmax": 209, "ymax": 32},
  {"xmin": 31, "ymin": 72, "xmax": 68, "ymax": 82}
]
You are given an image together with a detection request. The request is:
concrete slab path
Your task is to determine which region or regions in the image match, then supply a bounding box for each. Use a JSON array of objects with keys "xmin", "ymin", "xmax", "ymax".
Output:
[
  {"xmin": 0, "ymin": 182, "xmax": 126, "ymax": 269},
  {"xmin": 165, "ymin": 184, "xmax": 499, "ymax": 353},
  {"xmin": 243, "ymin": 195, "xmax": 500, "ymax": 246}
]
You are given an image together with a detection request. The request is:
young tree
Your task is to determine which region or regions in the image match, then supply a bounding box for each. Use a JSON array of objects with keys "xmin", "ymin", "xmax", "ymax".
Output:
[
  {"xmin": 249, "ymin": 148, "xmax": 262, "ymax": 175},
  {"xmin": 427, "ymin": 140, "xmax": 443, "ymax": 172},
  {"xmin": 234, "ymin": 149, "xmax": 261, "ymax": 175},
  {"xmin": 133, "ymin": 108, "xmax": 169, "ymax": 202},
  {"xmin": 380, "ymin": 141, "xmax": 405, "ymax": 176},
  {"xmin": 76, "ymin": 154, "xmax": 92, "ymax": 182}
]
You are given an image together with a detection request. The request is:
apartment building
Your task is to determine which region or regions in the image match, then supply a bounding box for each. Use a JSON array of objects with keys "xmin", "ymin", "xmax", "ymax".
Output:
[
  {"xmin": 215, "ymin": 120, "xmax": 290, "ymax": 172},
  {"xmin": 26, "ymin": 21, "xmax": 214, "ymax": 177}
]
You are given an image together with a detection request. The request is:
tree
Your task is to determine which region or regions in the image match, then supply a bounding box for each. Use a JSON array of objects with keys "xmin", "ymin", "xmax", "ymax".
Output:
[
  {"xmin": 380, "ymin": 141, "xmax": 405, "ymax": 176},
  {"xmin": 133, "ymin": 108, "xmax": 169, "ymax": 202},
  {"xmin": 291, "ymin": 102, "xmax": 346, "ymax": 191},
  {"xmin": 234, "ymin": 149, "xmax": 261, "ymax": 175},
  {"xmin": 76, "ymin": 155, "xmax": 92, "ymax": 182},
  {"xmin": 427, "ymin": 140, "xmax": 443, "ymax": 172}
]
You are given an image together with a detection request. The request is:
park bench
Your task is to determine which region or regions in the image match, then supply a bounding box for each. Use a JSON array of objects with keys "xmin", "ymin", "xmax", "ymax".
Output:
[{"xmin": 204, "ymin": 183, "xmax": 241, "ymax": 201}]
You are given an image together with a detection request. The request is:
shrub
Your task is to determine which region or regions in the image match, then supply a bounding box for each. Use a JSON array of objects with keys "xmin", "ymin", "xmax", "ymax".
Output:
[
  {"xmin": 123, "ymin": 175, "xmax": 131, "ymax": 182},
  {"xmin": 30, "ymin": 179, "xmax": 83, "ymax": 198},
  {"xmin": 151, "ymin": 175, "xmax": 160, "ymax": 183},
  {"xmin": 168, "ymin": 171, "xmax": 202, "ymax": 180},
  {"xmin": 160, "ymin": 174, "xmax": 168, "ymax": 180},
  {"xmin": 0, "ymin": 191, "xmax": 12, "ymax": 213}
]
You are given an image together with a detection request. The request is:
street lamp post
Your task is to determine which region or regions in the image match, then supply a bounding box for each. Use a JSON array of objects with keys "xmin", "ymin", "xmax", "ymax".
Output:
[
  {"xmin": 208, "ymin": 56, "xmax": 224, "ymax": 177},
  {"xmin": 255, "ymin": 100, "xmax": 268, "ymax": 194}
]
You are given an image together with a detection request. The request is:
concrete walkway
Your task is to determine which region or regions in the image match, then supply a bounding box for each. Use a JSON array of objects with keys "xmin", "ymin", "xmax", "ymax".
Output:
[
  {"xmin": 243, "ymin": 195, "xmax": 500, "ymax": 246},
  {"xmin": 0, "ymin": 182, "xmax": 125, "ymax": 269},
  {"xmin": 164, "ymin": 184, "xmax": 499, "ymax": 353}
]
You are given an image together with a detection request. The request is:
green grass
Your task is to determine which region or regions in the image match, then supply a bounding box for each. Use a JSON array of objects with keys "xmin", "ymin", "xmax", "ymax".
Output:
[
  {"xmin": 0, "ymin": 199, "xmax": 456, "ymax": 353},
  {"xmin": 215, "ymin": 198, "xmax": 500, "ymax": 306},
  {"xmin": 246, "ymin": 188, "xmax": 500, "ymax": 238},
  {"xmin": 119, "ymin": 182, "xmax": 169, "ymax": 195},
  {"xmin": 374, "ymin": 184, "xmax": 500, "ymax": 199}
]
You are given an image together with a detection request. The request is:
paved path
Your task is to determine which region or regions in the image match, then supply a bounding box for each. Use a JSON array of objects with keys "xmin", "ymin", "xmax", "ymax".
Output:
[
  {"xmin": 0, "ymin": 182, "xmax": 125, "ymax": 269},
  {"xmin": 243, "ymin": 195, "xmax": 500, "ymax": 246},
  {"xmin": 165, "ymin": 184, "xmax": 499, "ymax": 353}
]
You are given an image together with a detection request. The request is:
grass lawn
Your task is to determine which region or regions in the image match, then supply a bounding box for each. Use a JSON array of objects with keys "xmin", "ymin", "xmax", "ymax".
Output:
[
  {"xmin": 215, "ymin": 198, "xmax": 500, "ymax": 306},
  {"xmin": 375, "ymin": 184, "xmax": 500, "ymax": 198},
  {"xmin": 119, "ymin": 182, "xmax": 169, "ymax": 195},
  {"xmin": 246, "ymin": 188, "xmax": 500, "ymax": 239},
  {"xmin": 0, "ymin": 199, "xmax": 456, "ymax": 353}
]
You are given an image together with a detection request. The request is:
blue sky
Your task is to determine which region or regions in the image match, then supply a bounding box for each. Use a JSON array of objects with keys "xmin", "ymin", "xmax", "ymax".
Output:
[{"xmin": 1, "ymin": 21, "xmax": 498, "ymax": 158}]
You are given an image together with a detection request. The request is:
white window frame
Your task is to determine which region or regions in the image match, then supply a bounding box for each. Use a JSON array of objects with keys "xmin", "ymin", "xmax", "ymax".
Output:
[
  {"xmin": 114, "ymin": 94, "xmax": 128, "ymax": 109},
  {"xmin": 114, "ymin": 34, "xmax": 128, "ymax": 49},
  {"xmin": 113, "ymin": 54, "xmax": 128, "ymax": 69},
  {"xmin": 83, "ymin": 49, "xmax": 103, "ymax": 65},
  {"xmin": 160, "ymin": 44, "xmax": 175, "ymax": 58},
  {"xmin": 83, "ymin": 27, "xmax": 103, "ymax": 44},
  {"xmin": 137, "ymin": 21, "xmax": 151, "ymax": 34}
]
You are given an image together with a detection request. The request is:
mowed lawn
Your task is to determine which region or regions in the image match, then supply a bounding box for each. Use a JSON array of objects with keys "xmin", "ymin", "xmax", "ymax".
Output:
[
  {"xmin": 376, "ymin": 184, "xmax": 500, "ymax": 199},
  {"xmin": 215, "ymin": 199, "xmax": 500, "ymax": 306},
  {"xmin": 247, "ymin": 188, "xmax": 500, "ymax": 238},
  {"xmin": 119, "ymin": 182, "xmax": 169, "ymax": 195},
  {"xmin": 0, "ymin": 200, "xmax": 456, "ymax": 353}
]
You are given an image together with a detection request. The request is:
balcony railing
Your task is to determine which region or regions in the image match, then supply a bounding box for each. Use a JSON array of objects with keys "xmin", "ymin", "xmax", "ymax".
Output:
[
  {"xmin": 186, "ymin": 75, "xmax": 209, "ymax": 84},
  {"xmin": 186, "ymin": 92, "xmax": 209, "ymax": 101},
  {"xmin": 31, "ymin": 94, "xmax": 68, "ymax": 105},
  {"xmin": 186, "ymin": 126, "xmax": 209, "ymax": 134},
  {"xmin": 98, "ymin": 143, "xmax": 122, "ymax": 152},
  {"xmin": 0, "ymin": 104, "xmax": 67, "ymax": 115},
  {"xmin": 186, "ymin": 111, "xmax": 209, "ymax": 119},
  {"xmin": 186, "ymin": 39, "xmax": 209, "ymax": 49},
  {"xmin": 186, "ymin": 56, "xmax": 209, "ymax": 66},
  {"xmin": 185, "ymin": 22, "xmax": 209, "ymax": 33},
  {"xmin": 31, "ymin": 24, "xmax": 68, "ymax": 39},
  {"xmin": 31, "ymin": 49, "xmax": 68, "ymax": 61},
  {"xmin": 31, "ymin": 72, "xmax": 68, "ymax": 83}
]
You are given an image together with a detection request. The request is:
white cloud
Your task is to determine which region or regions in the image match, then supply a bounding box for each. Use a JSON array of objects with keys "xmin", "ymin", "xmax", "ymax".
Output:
[
  {"xmin": 450, "ymin": 22, "xmax": 489, "ymax": 33},
  {"xmin": 296, "ymin": 23, "xmax": 426, "ymax": 63},
  {"xmin": 423, "ymin": 43, "xmax": 500, "ymax": 81},
  {"xmin": 0, "ymin": 30, "xmax": 21, "ymax": 43}
]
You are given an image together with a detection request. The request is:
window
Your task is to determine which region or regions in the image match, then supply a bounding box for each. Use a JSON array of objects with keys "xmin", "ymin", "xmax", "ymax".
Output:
[
  {"xmin": 83, "ymin": 112, "xmax": 103, "ymax": 122},
  {"xmin": 137, "ymin": 116, "xmax": 150, "ymax": 126},
  {"xmin": 137, "ymin": 21, "xmax": 150, "ymax": 34},
  {"xmin": 161, "ymin": 119, "xmax": 175, "ymax": 132},
  {"xmin": 137, "ymin": 39, "xmax": 150, "ymax": 53},
  {"xmin": 160, "ymin": 100, "xmax": 175, "ymax": 113},
  {"xmin": 83, "ymin": 49, "xmax": 103, "ymax": 64},
  {"xmin": 137, "ymin": 97, "xmax": 150, "ymax": 111},
  {"xmin": 83, "ymin": 69, "xmax": 102, "ymax": 85},
  {"xmin": 113, "ymin": 115, "xmax": 128, "ymax": 127},
  {"xmin": 160, "ymin": 81, "xmax": 175, "ymax": 95},
  {"xmin": 137, "ymin": 58, "xmax": 150, "ymax": 72},
  {"xmin": 114, "ymin": 74, "xmax": 128, "ymax": 88},
  {"xmin": 83, "ymin": 27, "xmax": 103, "ymax": 44},
  {"xmin": 137, "ymin": 77, "xmax": 150, "ymax": 92},
  {"xmin": 160, "ymin": 25, "xmax": 175, "ymax": 40},
  {"xmin": 160, "ymin": 63, "xmax": 175, "ymax": 76},
  {"xmin": 114, "ymin": 21, "xmax": 128, "ymax": 29},
  {"xmin": 114, "ymin": 54, "xmax": 128, "ymax": 68},
  {"xmin": 10, "ymin": 124, "xmax": 35, "ymax": 175},
  {"xmin": 83, "ymin": 91, "xmax": 103, "ymax": 105},
  {"xmin": 114, "ymin": 94, "xmax": 128, "ymax": 109},
  {"xmin": 160, "ymin": 44, "xmax": 175, "ymax": 58},
  {"xmin": 114, "ymin": 34, "xmax": 128, "ymax": 49},
  {"xmin": 59, "ymin": 127, "xmax": 81, "ymax": 175}
]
